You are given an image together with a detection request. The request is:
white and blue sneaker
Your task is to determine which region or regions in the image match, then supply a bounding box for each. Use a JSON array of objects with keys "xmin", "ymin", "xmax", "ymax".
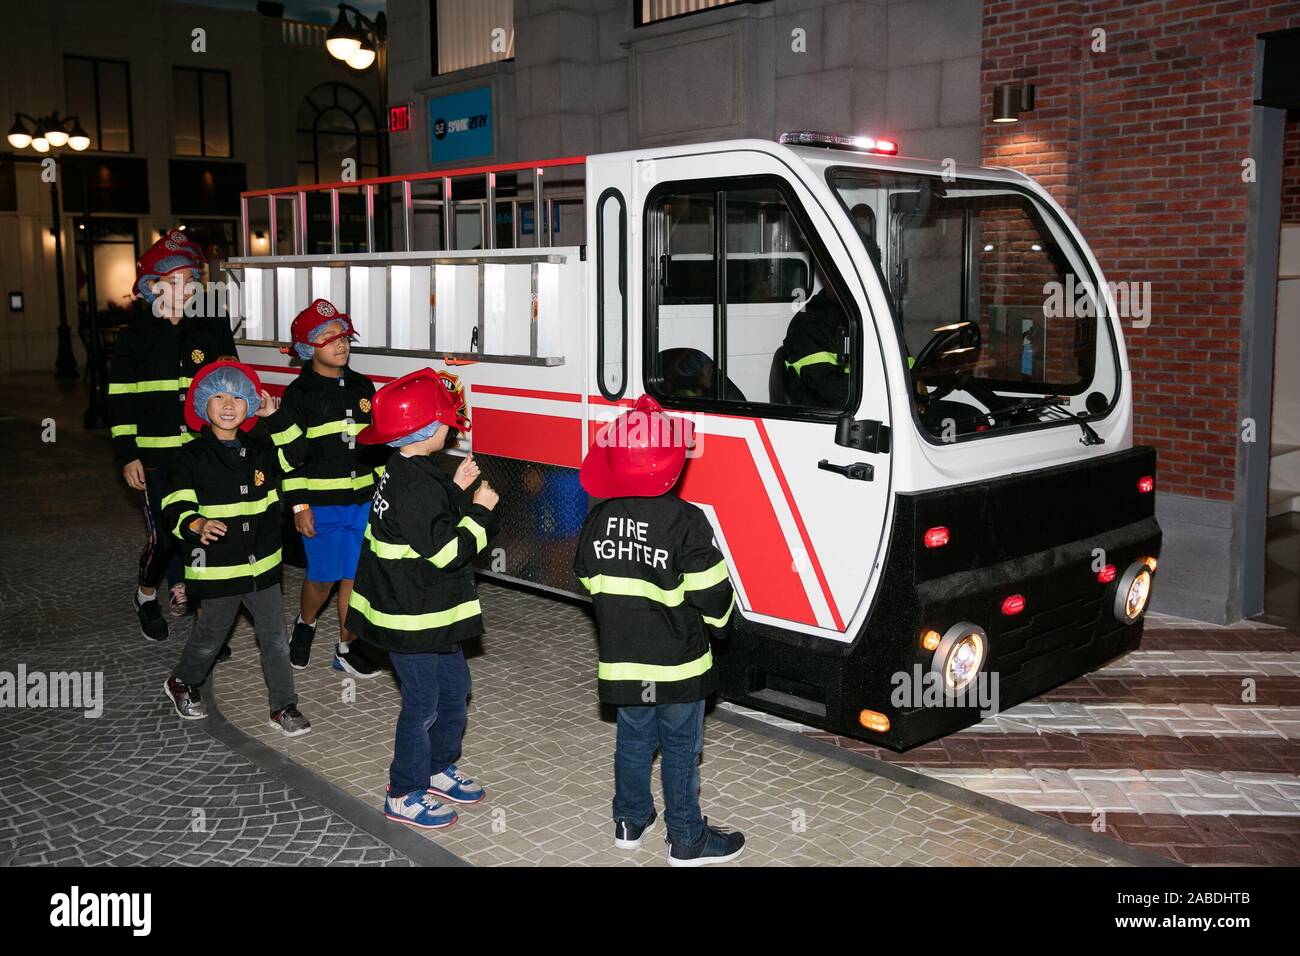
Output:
[
  {"xmin": 614, "ymin": 809, "xmax": 658, "ymax": 850},
  {"xmin": 429, "ymin": 764, "xmax": 485, "ymax": 804},
  {"xmin": 383, "ymin": 790, "xmax": 458, "ymax": 830}
]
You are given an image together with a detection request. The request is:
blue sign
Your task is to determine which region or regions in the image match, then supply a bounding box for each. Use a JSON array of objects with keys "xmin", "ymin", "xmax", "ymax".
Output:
[
  {"xmin": 428, "ymin": 87, "xmax": 493, "ymax": 164},
  {"xmin": 518, "ymin": 204, "xmax": 559, "ymax": 236}
]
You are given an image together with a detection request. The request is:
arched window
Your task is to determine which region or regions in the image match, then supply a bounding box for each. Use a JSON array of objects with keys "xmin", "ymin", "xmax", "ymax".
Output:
[{"xmin": 296, "ymin": 82, "xmax": 379, "ymax": 185}]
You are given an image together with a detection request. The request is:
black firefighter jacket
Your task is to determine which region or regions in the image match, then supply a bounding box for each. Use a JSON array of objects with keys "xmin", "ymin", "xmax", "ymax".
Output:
[
  {"xmin": 347, "ymin": 451, "xmax": 498, "ymax": 654},
  {"xmin": 108, "ymin": 311, "xmax": 238, "ymax": 469},
  {"xmin": 574, "ymin": 494, "xmax": 736, "ymax": 706},
  {"xmin": 274, "ymin": 365, "xmax": 385, "ymax": 510},
  {"xmin": 160, "ymin": 413, "xmax": 305, "ymax": 600},
  {"xmin": 781, "ymin": 289, "xmax": 851, "ymax": 408}
]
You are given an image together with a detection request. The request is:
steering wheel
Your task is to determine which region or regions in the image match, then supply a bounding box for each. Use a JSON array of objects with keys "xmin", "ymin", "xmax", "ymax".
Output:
[{"xmin": 910, "ymin": 321, "xmax": 982, "ymax": 403}]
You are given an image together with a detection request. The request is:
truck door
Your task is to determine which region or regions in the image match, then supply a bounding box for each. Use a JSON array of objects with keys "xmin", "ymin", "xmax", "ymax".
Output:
[{"xmin": 629, "ymin": 149, "xmax": 894, "ymax": 639}]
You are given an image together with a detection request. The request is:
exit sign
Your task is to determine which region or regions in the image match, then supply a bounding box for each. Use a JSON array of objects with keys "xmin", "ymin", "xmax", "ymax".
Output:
[{"xmin": 389, "ymin": 104, "xmax": 411, "ymax": 132}]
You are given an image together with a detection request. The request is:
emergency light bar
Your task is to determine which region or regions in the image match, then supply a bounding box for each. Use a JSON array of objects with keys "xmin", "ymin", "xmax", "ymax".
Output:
[{"xmin": 778, "ymin": 130, "xmax": 899, "ymax": 155}]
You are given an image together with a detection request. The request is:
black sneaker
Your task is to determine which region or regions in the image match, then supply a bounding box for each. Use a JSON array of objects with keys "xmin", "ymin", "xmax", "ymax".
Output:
[
  {"xmin": 667, "ymin": 819, "xmax": 746, "ymax": 867},
  {"xmin": 614, "ymin": 809, "xmax": 657, "ymax": 850},
  {"xmin": 332, "ymin": 641, "xmax": 381, "ymax": 679},
  {"xmin": 135, "ymin": 593, "xmax": 168, "ymax": 642},
  {"xmin": 268, "ymin": 704, "xmax": 312, "ymax": 737},
  {"xmin": 163, "ymin": 676, "xmax": 207, "ymax": 719},
  {"xmin": 289, "ymin": 617, "xmax": 316, "ymax": 670},
  {"xmin": 214, "ymin": 642, "xmax": 232, "ymax": 664}
]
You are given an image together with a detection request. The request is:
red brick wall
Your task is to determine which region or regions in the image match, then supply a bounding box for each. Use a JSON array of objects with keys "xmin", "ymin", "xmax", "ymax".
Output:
[
  {"xmin": 1284, "ymin": 118, "xmax": 1300, "ymax": 224},
  {"xmin": 982, "ymin": 0, "xmax": 1300, "ymax": 501}
]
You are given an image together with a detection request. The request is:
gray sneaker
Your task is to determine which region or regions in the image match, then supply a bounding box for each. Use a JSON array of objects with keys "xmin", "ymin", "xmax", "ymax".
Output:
[
  {"xmin": 163, "ymin": 676, "xmax": 207, "ymax": 719},
  {"xmin": 269, "ymin": 704, "xmax": 312, "ymax": 737}
]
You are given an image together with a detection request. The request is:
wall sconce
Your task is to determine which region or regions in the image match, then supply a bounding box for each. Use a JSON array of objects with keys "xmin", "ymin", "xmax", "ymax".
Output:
[{"xmin": 992, "ymin": 83, "xmax": 1035, "ymax": 123}]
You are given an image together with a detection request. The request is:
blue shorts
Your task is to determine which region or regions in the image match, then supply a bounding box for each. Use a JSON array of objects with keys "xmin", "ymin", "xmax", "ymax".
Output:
[{"xmin": 302, "ymin": 503, "xmax": 369, "ymax": 583}]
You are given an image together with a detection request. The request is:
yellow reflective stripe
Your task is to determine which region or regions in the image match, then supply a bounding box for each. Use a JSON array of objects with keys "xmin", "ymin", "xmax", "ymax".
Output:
[
  {"xmin": 578, "ymin": 574, "xmax": 685, "ymax": 607},
  {"xmin": 186, "ymin": 548, "xmax": 282, "ymax": 581},
  {"xmin": 110, "ymin": 424, "xmax": 138, "ymax": 438},
  {"xmin": 135, "ymin": 433, "xmax": 195, "ymax": 448},
  {"xmin": 305, "ymin": 420, "xmax": 366, "ymax": 439},
  {"xmin": 458, "ymin": 516, "xmax": 487, "ymax": 553},
  {"xmin": 597, "ymin": 649, "xmax": 714, "ymax": 684},
  {"xmin": 271, "ymin": 423, "xmax": 303, "ymax": 446},
  {"xmin": 108, "ymin": 382, "xmax": 134, "ymax": 395},
  {"xmin": 160, "ymin": 488, "xmax": 198, "ymax": 509},
  {"xmin": 281, "ymin": 473, "xmax": 375, "ymax": 492},
  {"xmin": 374, "ymin": 465, "xmax": 386, "ymax": 478},
  {"xmin": 681, "ymin": 559, "xmax": 729, "ymax": 591},
  {"xmin": 277, "ymin": 448, "xmax": 292, "ymax": 472},
  {"xmin": 199, "ymin": 490, "xmax": 279, "ymax": 519},
  {"xmin": 785, "ymin": 351, "xmax": 840, "ymax": 375},
  {"xmin": 349, "ymin": 590, "xmax": 482, "ymax": 631},
  {"xmin": 702, "ymin": 594, "xmax": 736, "ymax": 628},
  {"xmin": 364, "ymin": 525, "xmax": 463, "ymax": 569},
  {"xmin": 173, "ymin": 510, "xmax": 200, "ymax": 538}
]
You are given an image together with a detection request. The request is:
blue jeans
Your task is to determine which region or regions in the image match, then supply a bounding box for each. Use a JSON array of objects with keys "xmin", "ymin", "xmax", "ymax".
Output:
[
  {"xmin": 388, "ymin": 647, "xmax": 471, "ymax": 798},
  {"xmin": 613, "ymin": 700, "xmax": 706, "ymax": 846}
]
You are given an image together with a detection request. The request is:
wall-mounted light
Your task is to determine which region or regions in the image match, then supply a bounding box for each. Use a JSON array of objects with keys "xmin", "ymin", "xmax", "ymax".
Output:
[{"xmin": 992, "ymin": 83, "xmax": 1035, "ymax": 123}]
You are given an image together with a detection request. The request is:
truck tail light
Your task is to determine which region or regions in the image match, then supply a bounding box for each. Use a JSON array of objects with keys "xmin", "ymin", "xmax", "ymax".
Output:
[
  {"xmin": 924, "ymin": 526, "xmax": 950, "ymax": 548},
  {"xmin": 1137, "ymin": 475, "xmax": 1154, "ymax": 493},
  {"xmin": 1097, "ymin": 564, "xmax": 1117, "ymax": 584},
  {"xmin": 1001, "ymin": 594, "xmax": 1026, "ymax": 616}
]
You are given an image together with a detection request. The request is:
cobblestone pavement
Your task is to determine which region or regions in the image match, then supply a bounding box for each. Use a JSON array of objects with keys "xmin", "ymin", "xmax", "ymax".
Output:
[
  {"xmin": 218, "ymin": 570, "xmax": 1126, "ymax": 866},
  {"xmin": 0, "ymin": 373, "xmax": 1131, "ymax": 868},
  {"xmin": 0, "ymin": 379, "xmax": 412, "ymax": 866}
]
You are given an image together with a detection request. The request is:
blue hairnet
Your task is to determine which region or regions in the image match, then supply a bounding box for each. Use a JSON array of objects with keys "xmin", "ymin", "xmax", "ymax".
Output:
[
  {"xmin": 389, "ymin": 421, "xmax": 444, "ymax": 448},
  {"xmin": 193, "ymin": 367, "xmax": 261, "ymax": 425},
  {"xmin": 294, "ymin": 319, "xmax": 346, "ymax": 360},
  {"xmin": 137, "ymin": 263, "xmax": 201, "ymax": 305}
]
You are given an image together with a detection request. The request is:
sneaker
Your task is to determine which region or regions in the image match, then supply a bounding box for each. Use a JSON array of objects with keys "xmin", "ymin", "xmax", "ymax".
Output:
[
  {"xmin": 135, "ymin": 593, "xmax": 168, "ymax": 642},
  {"xmin": 163, "ymin": 676, "xmax": 206, "ymax": 719},
  {"xmin": 614, "ymin": 810, "xmax": 658, "ymax": 850},
  {"xmin": 214, "ymin": 642, "xmax": 232, "ymax": 664},
  {"xmin": 168, "ymin": 583, "xmax": 188, "ymax": 617},
  {"xmin": 667, "ymin": 819, "xmax": 746, "ymax": 867},
  {"xmin": 429, "ymin": 764, "xmax": 485, "ymax": 804},
  {"xmin": 384, "ymin": 790, "xmax": 458, "ymax": 830},
  {"xmin": 289, "ymin": 617, "xmax": 316, "ymax": 670},
  {"xmin": 268, "ymin": 704, "xmax": 312, "ymax": 737},
  {"xmin": 332, "ymin": 641, "xmax": 381, "ymax": 679}
]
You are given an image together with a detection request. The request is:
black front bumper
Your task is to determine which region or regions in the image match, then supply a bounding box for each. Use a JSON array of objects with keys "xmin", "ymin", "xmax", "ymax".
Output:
[{"xmin": 716, "ymin": 445, "xmax": 1162, "ymax": 750}]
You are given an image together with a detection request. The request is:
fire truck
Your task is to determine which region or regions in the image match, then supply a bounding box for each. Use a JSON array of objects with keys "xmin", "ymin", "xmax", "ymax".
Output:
[{"xmin": 227, "ymin": 131, "xmax": 1160, "ymax": 750}]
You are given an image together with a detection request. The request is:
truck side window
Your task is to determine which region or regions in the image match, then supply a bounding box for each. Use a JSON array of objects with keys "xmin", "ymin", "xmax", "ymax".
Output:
[
  {"xmin": 645, "ymin": 178, "xmax": 856, "ymax": 415},
  {"xmin": 596, "ymin": 188, "xmax": 627, "ymax": 400}
]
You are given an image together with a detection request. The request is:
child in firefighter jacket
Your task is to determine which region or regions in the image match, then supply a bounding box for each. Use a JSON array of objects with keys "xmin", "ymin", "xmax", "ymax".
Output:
[
  {"xmin": 346, "ymin": 369, "xmax": 500, "ymax": 831},
  {"xmin": 573, "ymin": 394, "xmax": 746, "ymax": 867},
  {"xmin": 159, "ymin": 361, "xmax": 311, "ymax": 737},
  {"xmin": 274, "ymin": 298, "xmax": 385, "ymax": 678}
]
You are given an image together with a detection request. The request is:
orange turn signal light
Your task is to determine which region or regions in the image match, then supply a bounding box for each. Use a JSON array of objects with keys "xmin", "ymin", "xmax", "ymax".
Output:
[
  {"xmin": 1142, "ymin": 555, "xmax": 1158, "ymax": 572},
  {"xmin": 858, "ymin": 709, "xmax": 891, "ymax": 733},
  {"xmin": 921, "ymin": 629, "xmax": 942, "ymax": 651}
]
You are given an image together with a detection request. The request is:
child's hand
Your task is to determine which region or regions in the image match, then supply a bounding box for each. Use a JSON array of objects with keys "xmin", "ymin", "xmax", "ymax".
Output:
[
  {"xmin": 255, "ymin": 390, "xmax": 279, "ymax": 416},
  {"xmin": 453, "ymin": 453, "xmax": 480, "ymax": 490},
  {"xmin": 472, "ymin": 479, "xmax": 499, "ymax": 510},
  {"xmin": 196, "ymin": 518, "xmax": 227, "ymax": 544},
  {"xmin": 294, "ymin": 507, "xmax": 316, "ymax": 538}
]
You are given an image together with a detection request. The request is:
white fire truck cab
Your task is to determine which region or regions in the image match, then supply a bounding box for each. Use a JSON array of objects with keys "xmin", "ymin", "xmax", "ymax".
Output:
[{"xmin": 229, "ymin": 131, "xmax": 1161, "ymax": 750}]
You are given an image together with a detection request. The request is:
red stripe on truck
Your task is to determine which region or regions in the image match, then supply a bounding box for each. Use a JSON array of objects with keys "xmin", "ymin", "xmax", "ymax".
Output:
[{"xmin": 472, "ymin": 407, "xmax": 583, "ymax": 468}]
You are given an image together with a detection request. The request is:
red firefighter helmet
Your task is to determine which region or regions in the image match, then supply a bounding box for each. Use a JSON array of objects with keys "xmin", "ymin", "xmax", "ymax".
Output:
[
  {"xmin": 357, "ymin": 368, "xmax": 471, "ymax": 446},
  {"xmin": 135, "ymin": 229, "xmax": 204, "ymax": 299},
  {"xmin": 183, "ymin": 360, "xmax": 264, "ymax": 433},
  {"xmin": 284, "ymin": 298, "xmax": 356, "ymax": 355},
  {"xmin": 579, "ymin": 394, "xmax": 692, "ymax": 498}
]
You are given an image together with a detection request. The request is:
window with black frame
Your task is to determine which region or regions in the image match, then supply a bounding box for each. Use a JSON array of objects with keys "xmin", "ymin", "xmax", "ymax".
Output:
[
  {"xmin": 173, "ymin": 68, "xmax": 233, "ymax": 158},
  {"xmin": 827, "ymin": 168, "xmax": 1118, "ymax": 441},
  {"xmin": 645, "ymin": 179, "xmax": 856, "ymax": 415},
  {"xmin": 65, "ymin": 56, "xmax": 132, "ymax": 152}
]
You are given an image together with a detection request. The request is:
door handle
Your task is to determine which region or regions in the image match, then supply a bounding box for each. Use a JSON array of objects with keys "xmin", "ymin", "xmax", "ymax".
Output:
[{"xmin": 818, "ymin": 459, "xmax": 874, "ymax": 481}]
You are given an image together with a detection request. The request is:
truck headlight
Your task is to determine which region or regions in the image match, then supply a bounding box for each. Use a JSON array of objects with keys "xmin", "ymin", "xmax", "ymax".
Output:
[
  {"xmin": 930, "ymin": 623, "xmax": 988, "ymax": 694},
  {"xmin": 1114, "ymin": 562, "xmax": 1153, "ymax": 624}
]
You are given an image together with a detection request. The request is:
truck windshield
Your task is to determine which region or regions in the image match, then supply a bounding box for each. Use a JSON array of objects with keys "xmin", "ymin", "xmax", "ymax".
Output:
[{"xmin": 827, "ymin": 167, "xmax": 1120, "ymax": 442}]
